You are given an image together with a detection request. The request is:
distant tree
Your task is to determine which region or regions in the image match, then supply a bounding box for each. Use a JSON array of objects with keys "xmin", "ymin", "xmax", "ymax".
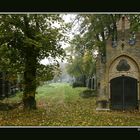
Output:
[
  {"xmin": 75, "ymin": 14, "xmax": 121, "ymax": 62},
  {"xmin": 66, "ymin": 34, "xmax": 96, "ymax": 86},
  {"xmin": 66, "ymin": 14, "xmax": 123, "ymax": 87}
]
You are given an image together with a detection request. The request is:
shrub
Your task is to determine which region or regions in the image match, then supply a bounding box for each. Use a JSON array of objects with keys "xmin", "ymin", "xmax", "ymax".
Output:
[
  {"xmin": 79, "ymin": 89, "xmax": 97, "ymax": 98},
  {"xmin": 72, "ymin": 82, "xmax": 85, "ymax": 88}
]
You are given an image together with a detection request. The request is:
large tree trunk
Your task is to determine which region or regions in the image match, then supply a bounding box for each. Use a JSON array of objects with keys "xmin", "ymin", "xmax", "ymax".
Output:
[
  {"xmin": 23, "ymin": 47, "xmax": 37, "ymax": 110},
  {"xmin": 22, "ymin": 16, "xmax": 38, "ymax": 110}
]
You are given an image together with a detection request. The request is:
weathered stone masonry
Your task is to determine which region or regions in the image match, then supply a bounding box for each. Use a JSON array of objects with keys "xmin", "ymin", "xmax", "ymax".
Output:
[{"xmin": 96, "ymin": 16, "xmax": 140, "ymax": 110}]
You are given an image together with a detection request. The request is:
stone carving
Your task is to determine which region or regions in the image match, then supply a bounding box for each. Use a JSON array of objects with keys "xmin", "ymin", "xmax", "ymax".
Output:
[{"xmin": 116, "ymin": 59, "xmax": 130, "ymax": 71}]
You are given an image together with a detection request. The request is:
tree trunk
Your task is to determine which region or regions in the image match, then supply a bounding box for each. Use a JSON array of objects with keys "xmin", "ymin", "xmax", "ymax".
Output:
[
  {"xmin": 23, "ymin": 47, "xmax": 37, "ymax": 110},
  {"xmin": 22, "ymin": 16, "xmax": 39, "ymax": 110}
]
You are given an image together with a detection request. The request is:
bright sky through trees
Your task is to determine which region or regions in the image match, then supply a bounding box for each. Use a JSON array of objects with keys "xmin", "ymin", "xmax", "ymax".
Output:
[{"xmin": 40, "ymin": 14, "xmax": 78, "ymax": 65}]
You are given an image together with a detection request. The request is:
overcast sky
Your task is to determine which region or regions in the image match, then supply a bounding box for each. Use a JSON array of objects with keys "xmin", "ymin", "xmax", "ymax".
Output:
[{"xmin": 40, "ymin": 14, "xmax": 79, "ymax": 65}]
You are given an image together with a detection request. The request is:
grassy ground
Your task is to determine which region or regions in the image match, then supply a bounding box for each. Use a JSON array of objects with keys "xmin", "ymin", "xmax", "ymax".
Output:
[{"xmin": 0, "ymin": 83, "xmax": 140, "ymax": 126}]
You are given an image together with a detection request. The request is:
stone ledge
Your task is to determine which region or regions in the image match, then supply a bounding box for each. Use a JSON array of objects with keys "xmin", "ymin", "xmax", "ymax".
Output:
[{"xmin": 96, "ymin": 108, "xmax": 110, "ymax": 111}]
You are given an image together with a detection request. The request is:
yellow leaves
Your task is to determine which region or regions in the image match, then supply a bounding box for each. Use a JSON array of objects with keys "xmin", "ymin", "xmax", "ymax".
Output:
[
  {"xmin": 0, "ymin": 102, "xmax": 139, "ymax": 126},
  {"xmin": 82, "ymin": 50, "xmax": 92, "ymax": 64},
  {"xmin": 0, "ymin": 83, "xmax": 140, "ymax": 126}
]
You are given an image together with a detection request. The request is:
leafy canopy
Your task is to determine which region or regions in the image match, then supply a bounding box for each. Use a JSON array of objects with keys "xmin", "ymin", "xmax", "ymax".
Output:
[{"xmin": 0, "ymin": 14, "xmax": 69, "ymax": 82}]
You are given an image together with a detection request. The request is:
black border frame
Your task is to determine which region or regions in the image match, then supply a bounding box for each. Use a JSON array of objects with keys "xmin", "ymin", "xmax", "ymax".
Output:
[{"xmin": 0, "ymin": 0, "xmax": 140, "ymax": 138}]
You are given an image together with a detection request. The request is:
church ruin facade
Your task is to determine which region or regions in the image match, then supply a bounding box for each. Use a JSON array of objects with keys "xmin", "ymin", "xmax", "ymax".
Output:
[{"xmin": 96, "ymin": 16, "xmax": 140, "ymax": 110}]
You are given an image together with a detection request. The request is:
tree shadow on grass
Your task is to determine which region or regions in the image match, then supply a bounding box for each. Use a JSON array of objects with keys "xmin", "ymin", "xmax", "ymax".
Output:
[{"xmin": 0, "ymin": 102, "xmax": 22, "ymax": 111}]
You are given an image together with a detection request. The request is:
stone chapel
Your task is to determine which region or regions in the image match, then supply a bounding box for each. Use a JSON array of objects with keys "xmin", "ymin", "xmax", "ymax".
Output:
[{"xmin": 96, "ymin": 15, "xmax": 140, "ymax": 110}]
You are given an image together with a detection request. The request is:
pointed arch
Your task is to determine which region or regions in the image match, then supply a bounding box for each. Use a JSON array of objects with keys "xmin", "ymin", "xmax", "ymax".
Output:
[{"xmin": 108, "ymin": 54, "xmax": 140, "ymax": 81}]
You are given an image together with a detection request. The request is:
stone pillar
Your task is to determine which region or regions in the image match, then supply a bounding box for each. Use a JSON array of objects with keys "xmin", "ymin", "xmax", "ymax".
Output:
[{"xmin": 96, "ymin": 55, "xmax": 110, "ymax": 110}]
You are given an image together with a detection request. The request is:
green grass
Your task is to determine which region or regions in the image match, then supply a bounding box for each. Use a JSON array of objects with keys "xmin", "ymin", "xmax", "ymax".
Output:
[
  {"xmin": 0, "ymin": 82, "xmax": 140, "ymax": 126},
  {"xmin": 36, "ymin": 83, "xmax": 86, "ymax": 103}
]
